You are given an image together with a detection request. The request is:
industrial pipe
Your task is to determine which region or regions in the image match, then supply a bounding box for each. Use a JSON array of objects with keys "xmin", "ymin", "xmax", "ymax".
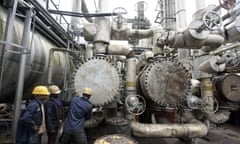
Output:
[
  {"xmin": 127, "ymin": 29, "xmax": 153, "ymax": 39},
  {"xmin": 136, "ymin": 51, "xmax": 153, "ymax": 72},
  {"xmin": 130, "ymin": 121, "xmax": 208, "ymax": 138},
  {"xmin": 199, "ymin": 56, "xmax": 225, "ymax": 73},
  {"xmin": 107, "ymin": 44, "xmax": 134, "ymax": 58}
]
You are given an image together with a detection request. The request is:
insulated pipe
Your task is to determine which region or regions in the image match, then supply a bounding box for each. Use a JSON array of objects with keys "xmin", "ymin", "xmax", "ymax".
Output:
[
  {"xmin": 126, "ymin": 58, "xmax": 136, "ymax": 95},
  {"xmin": 201, "ymin": 78, "xmax": 214, "ymax": 113},
  {"xmin": 136, "ymin": 51, "xmax": 153, "ymax": 72},
  {"xmin": 128, "ymin": 29, "xmax": 154, "ymax": 39},
  {"xmin": 94, "ymin": 0, "xmax": 111, "ymax": 52},
  {"xmin": 71, "ymin": 0, "xmax": 92, "ymax": 31},
  {"xmin": 85, "ymin": 44, "xmax": 94, "ymax": 59},
  {"xmin": 157, "ymin": 29, "xmax": 224, "ymax": 50},
  {"xmin": 130, "ymin": 121, "xmax": 208, "ymax": 138},
  {"xmin": 111, "ymin": 28, "xmax": 154, "ymax": 40},
  {"xmin": 200, "ymin": 78, "xmax": 230, "ymax": 124},
  {"xmin": 199, "ymin": 56, "xmax": 225, "ymax": 73},
  {"xmin": 176, "ymin": 0, "xmax": 187, "ymax": 31},
  {"xmin": 176, "ymin": 0, "xmax": 190, "ymax": 69},
  {"xmin": 225, "ymin": 17, "xmax": 240, "ymax": 42},
  {"xmin": 107, "ymin": 44, "xmax": 134, "ymax": 58},
  {"xmin": 195, "ymin": 0, "xmax": 205, "ymax": 10},
  {"xmin": 71, "ymin": 0, "xmax": 82, "ymax": 33},
  {"xmin": 82, "ymin": 0, "xmax": 93, "ymax": 23}
]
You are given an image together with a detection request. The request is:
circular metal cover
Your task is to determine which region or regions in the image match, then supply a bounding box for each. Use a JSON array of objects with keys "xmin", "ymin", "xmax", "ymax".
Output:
[
  {"xmin": 73, "ymin": 57, "xmax": 120, "ymax": 106},
  {"xmin": 216, "ymin": 74, "xmax": 240, "ymax": 102},
  {"xmin": 94, "ymin": 134, "xmax": 137, "ymax": 144},
  {"xmin": 140, "ymin": 60, "xmax": 191, "ymax": 106}
]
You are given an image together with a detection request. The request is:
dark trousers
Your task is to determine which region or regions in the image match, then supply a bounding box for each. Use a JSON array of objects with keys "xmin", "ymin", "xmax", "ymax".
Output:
[
  {"xmin": 61, "ymin": 131, "xmax": 87, "ymax": 144},
  {"xmin": 48, "ymin": 130, "xmax": 58, "ymax": 144}
]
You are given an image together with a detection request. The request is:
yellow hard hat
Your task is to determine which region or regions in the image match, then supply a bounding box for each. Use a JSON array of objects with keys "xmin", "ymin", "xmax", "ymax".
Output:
[
  {"xmin": 82, "ymin": 87, "xmax": 93, "ymax": 96},
  {"xmin": 48, "ymin": 85, "xmax": 61, "ymax": 94},
  {"xmin": 32, "ymin": 85, "xmax": 50, "ymax": 95}
]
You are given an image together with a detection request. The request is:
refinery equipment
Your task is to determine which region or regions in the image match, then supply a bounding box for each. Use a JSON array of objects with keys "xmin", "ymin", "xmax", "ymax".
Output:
[{"xmin": 0, "ymin": 0, "xmax": 240, "ymax": 144}]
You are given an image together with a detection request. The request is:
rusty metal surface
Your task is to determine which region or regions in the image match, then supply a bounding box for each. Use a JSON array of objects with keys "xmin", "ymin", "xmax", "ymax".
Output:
[
  {"xmin": 139, "ymin": 60, "xmax": 191, "ymax": 106},
  {"xmin": 215, "ymin": 74, "xmax": 240, "ymax": 102},
  {"xmin": 73, "ymin": 57, "xmax": 120, "ymax": 106},
  {"xmin": 94, "ymin": 134, "xmax": 137, "ymax": 144}
]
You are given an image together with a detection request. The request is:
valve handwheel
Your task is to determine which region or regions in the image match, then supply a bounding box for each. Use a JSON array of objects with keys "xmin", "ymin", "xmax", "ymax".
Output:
[
  {"xmin": 203, "ymin": 11, "xmax": 222, "ymax": 30},
  {"xmin": 219, "ymin": 0, "xmax": 236, "ymax": 10}
]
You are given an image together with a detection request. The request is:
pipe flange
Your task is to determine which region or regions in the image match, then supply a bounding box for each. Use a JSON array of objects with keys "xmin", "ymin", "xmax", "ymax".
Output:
[
  {"xmin": 72, "ymin": 56, "xmax": 121, "ymax": 106},
  {"xmin": 140, "ymin": 59, "xmax": 191, "ymax": 106}
]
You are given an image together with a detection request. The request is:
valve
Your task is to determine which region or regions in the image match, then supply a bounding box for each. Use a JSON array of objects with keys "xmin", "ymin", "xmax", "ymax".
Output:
[
  {"xmin": 112, "ymin": 7, "xmax": 128, "ymax": 29},
  {"xmin": 202, "ymin": 10, "xmax": 222, "ymax": 31},
  {"xmin": 125, "ymin": 95, "xmax": 146, "ymax": 115},
  {"xmin": 219, "ymin": 0, "xmax": 236, "ymax": 10}
]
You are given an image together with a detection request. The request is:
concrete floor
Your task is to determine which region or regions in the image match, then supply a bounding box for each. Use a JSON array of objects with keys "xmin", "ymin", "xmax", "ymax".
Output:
[
  {"xmin": 87, "ymin": 124, "xmax": 240, "ymax": 144},
  {"xmin": 1, "ymin": 124, "xmax": 240, "ymax": 144}
]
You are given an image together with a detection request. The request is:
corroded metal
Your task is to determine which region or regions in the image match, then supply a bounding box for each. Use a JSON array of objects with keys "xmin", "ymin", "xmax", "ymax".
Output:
[
  {"xmin": 94, "ymin": 134, "xmax": 137, "ymax": 144},
  {"xmin": 73, "ymin": 57, "xmax": 120, "ymax": 106},
  {"xmin": 130, "ymin": 121, "xmax": 208, "ymax": 138},
  {"xmin": 138, "ymin": 59, "xmax": 191, "ymax": 106},
  {"xmin": 215, "ymin": 74, "xmax": 240, "ymax": 102}
]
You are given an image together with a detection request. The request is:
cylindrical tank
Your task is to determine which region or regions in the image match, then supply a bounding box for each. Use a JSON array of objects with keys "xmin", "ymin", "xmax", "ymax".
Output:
[{"xmin": 0, "ymin": 6, "xmax": 70, "ymax": 102}]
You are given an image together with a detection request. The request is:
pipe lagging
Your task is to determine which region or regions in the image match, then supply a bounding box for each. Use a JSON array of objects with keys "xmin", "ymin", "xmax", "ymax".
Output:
[{"xmin": 130, "ymin": 121, "xmax": 208, "ymax": 138}]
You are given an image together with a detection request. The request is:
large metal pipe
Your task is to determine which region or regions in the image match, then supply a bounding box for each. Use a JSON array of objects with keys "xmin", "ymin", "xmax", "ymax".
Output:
[
  {"xmin": 94, "ymin": 0, "xmax": 111, "ymax": 53},
  {"xmin": 71, "ymin": 0, "xmax": 82, "ymax": 33},
  {"xmin": 130, "ymin": 121, "xmax": 208, "ymax": 138}
]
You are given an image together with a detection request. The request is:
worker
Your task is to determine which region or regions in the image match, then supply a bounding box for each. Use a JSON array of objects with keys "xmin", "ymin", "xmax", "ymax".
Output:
[
  {"xmin": 61, "ymin": 87, "xmax": 93, "ymax": 144},
  {"xmin": 16, "ymin": 85, "xmax": 50, "ymax": 144},
  {"xmin": 45, "ymin": 85, "xmax": 64, "ymax": 144}
]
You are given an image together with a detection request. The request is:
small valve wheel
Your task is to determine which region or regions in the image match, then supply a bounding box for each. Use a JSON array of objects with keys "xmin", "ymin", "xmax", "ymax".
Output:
[
  {"xmin": 125, "ymin": 95, "xmax": 146, "ymax": 115},
  {"xmin": 219, "ymin": 0, "xmax": 236, "ymax": 10},
  {"xmin": 203, "ymin": 11, "xmax": 222, "ymax": 30}
]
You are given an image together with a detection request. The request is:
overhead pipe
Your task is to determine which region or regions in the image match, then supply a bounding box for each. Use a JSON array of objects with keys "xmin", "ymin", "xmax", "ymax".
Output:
[
  {"xmin": 25, "ymin": 0, "xmax": 69, "ymax": 42},
  {"xmin": 157, "ymin": 29, "xmax": 224, "ymax": 50},
  {"xmin": 82, "ymin": 0, "xmax": 93, "ymax": 23},
  {"xmin": 111, "ymin": 28, "xmax": 154, "ymax": 40},
  {"xmin": 71, "ymin": 0, "xmax": 83, "ymax": 34},
  {"xmin": 127, "ymin": 29, "xmax": 153, "ymax": 39},
  {"xmin": 157, "ymin": 5, "xmax": 225, "ymax": 51},
  {"xmin": 94, "ymin": 0, "xmax": 111, "ymax": 53}
]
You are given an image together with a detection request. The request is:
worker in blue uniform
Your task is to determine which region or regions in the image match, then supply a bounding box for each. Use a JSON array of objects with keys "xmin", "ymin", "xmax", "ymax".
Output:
[
  {"xmin": 16, "ymin": 85, "xmax": 50, "ymax": 144},
  {"xmin": 45, "ymin": 85, "xmax": 63, "ymax": 144},
  {"xmin": 61, "ymin": 87, "xmax": 93, "ymax": 144}
]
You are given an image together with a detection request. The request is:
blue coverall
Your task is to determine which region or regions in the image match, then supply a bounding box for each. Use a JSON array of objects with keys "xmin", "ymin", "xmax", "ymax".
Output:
[
  {"xmin": 16, "ymin": 98, "xmax": 44, "ymax": 144},
  {"xmin": 61, "ymin": 96, "xmax": 92, "ymax": 144}
]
